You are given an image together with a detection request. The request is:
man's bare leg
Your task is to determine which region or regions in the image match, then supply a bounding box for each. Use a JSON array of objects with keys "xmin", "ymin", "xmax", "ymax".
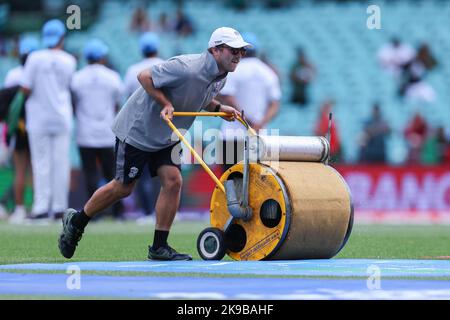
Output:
[
  {"xmin": 58, "ymin": 179, "xmax": 136, "ymax": 259},
  {"xmin": 154, "ymin": 165, "xmax": 182, "ymax": 230},
  {"xmin": 9, "ymin": 150, "xmax": 30, "ymax": 222},
  {"xmin": 84, "ymin": 179, "xmax": 136, "ymax": 218},
  {"xmin": 148, "ymin": 165, "xmax": 191, "ymax": 260}
]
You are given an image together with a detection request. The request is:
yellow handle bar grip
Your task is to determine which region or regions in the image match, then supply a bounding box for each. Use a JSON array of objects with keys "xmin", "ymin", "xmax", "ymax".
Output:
[{"xmin": 172, "ymin": 112, "xmax": 257, "ymax": 136}]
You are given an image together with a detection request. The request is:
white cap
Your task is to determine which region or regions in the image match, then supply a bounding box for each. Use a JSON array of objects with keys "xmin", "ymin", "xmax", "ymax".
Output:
[{"xmin": 208, "ymin": 27, "xmax": 252, "ymax": 49}]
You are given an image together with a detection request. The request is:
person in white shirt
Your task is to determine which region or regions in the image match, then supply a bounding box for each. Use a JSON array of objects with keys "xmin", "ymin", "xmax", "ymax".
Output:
[
  {"xmin": 71, "ymin": 39, "xmax": 124, "ymax": 219},
  {"xmin": 218, "ymin": 32, "xmax": 281, "ymax": 170},
  {"xmin": 124, "ymin": 32, "xmax": 164, "ymax": 97},
  {"xmin": 377, "ymin": 37, "xmax": 416, "ymax": 77},
  {"xmin": 4, "ymin": 38, "xmax": 39, "ymax": 87},
  {"xmin": 2, "ymin": 36, "xmax": 39, "ymax": 223},
  {"xmin": 124, "ymin": 32, "xmax": 164, "ymax": 222},
  {"xmin": 20, "ymin": 19, "xmax": 76, "ymax": 219}
]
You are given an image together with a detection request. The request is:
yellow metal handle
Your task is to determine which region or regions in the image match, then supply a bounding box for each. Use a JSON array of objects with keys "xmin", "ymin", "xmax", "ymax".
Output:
[{"xmin": 165, "ymin": 117, "xmax": 225, "ymax": 193}]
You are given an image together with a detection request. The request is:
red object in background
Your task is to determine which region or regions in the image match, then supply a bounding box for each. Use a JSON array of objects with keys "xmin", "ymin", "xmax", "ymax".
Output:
[
  {"xmin": 187, "ymin": 165, "xmax": 224, "ymax": 194},
  {"xmin": 183, "ymin": 165, "xmax": 224, "ymax": 209},
  {"xmin": 182, "ymin": 164, "xmax": 450, "ymax": 213},
  {"xmin": 404, "ymin": 113, "xmax": 428, "ymax": 143},
  {"xmin": 314, "ymin": 101, "xmax": 341, "ymax": 156},
  {"xmin": 334, "ymin": 164, "xmax": 450, "ymax": 211}
]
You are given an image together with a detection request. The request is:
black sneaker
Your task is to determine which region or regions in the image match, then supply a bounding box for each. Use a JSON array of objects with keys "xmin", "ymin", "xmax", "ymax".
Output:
[
  {"xmin": 148, "ymin": 245, "xmax": 193, "ymax": 261},
  {"xmin": 58, "ymin": 209, "xmax": 84, "ymax": 259}
]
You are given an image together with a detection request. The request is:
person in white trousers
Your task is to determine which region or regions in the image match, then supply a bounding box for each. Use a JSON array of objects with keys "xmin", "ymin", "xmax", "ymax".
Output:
[
  {"xmin": 20, "ymin": 19, "xmax": 76, "ymax": 220},
  {"xmin": 71, "ymin": 39, "xmax": 124, "ymax": 219}
]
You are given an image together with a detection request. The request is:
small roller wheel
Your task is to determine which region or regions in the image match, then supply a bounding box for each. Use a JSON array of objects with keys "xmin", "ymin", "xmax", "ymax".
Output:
[{"xmin": 197, "ymin": 227, "xmax": 226, "ymax": 260}]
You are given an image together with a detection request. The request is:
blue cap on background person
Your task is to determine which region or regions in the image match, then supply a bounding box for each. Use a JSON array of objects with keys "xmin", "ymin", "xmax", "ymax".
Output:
[
  {"xmin": 19, "ymin": 36, "xmax": 39, "ymax": 56},
  {"xmin": 42, "ymin": 19, "xmax": 66, "ymax": 48},
  {"xmin": 84, "ymin": 38, "xmax": 109, "ymax": 61},
  {"xmin": 139, "ymin": 32, "xmax": 159, "ymax": 55},
  {"xmin": 241, "ymin": 32, "xmax": 258, "ymax": 53}
]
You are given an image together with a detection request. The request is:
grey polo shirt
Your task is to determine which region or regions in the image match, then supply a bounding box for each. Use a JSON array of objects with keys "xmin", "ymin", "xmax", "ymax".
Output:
[{"xmin": 112, "ymin": 51, "xmax": 227, "ymax": 152}]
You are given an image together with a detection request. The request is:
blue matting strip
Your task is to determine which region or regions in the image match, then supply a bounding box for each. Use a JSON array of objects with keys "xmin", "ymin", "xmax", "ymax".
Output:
[
  {"xmin": 1, "ymin": 273, "xmax": 450, "ymax": 299},
  {"xmin": 1, "ymin": 259, "xmax": 450, "ymax": 277}
]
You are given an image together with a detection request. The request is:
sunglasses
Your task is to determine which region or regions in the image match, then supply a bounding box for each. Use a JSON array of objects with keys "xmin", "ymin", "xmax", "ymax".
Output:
[{"xmin": 219, "ymin": 45, "xmax": 246, "ymax": 56}]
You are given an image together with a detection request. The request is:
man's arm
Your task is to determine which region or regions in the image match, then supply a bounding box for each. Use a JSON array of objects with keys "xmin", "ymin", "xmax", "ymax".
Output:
[
  {"xmin": 20, "ymin": 87, "xmax": 31, "ymax": 97},
  {"xmin": 205, "ymin": 98, "xmax": 240, "ymax": 121},
  {"xmin": 216, "ymin": 94, "xmax": 239, "ymax": 110},
  {"xmin": 70, "ymin": 90, "xmax": 77, "ymax": 114},
  {"xmin": 138, "ymin": 68, "xmax": 175, "ymax": 119},
  {"xmin": 255, "ymin": 100, "xmax": 279, "ymax": 131}
]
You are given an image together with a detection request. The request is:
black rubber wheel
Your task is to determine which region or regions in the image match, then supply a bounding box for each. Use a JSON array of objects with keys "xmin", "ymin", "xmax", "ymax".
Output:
[{"xmin": 197, "ymin": 227, "xmax": 226, "ymax": 260}]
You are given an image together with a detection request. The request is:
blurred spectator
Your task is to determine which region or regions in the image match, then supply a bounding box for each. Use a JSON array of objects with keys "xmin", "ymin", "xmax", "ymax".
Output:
[
  {"xmin": 174, "ymin": 8, "xmax": 194, "ymax": 37},
  {"xmin": 421, "ymin": 126, "xmax": 449, "ymax": 164},
  {"xmin": 265, "ymin": 0, "xmax": 293, "ymax": 9},
  {"xmin": 290, "ymin": 47, "xmax": 315, "ymax": 107},
  {"xmin": 0, "ymin": 35, "xmax": 7, "ymax": 56},
  {"xmin": 124, "ymin": 33, "xmax": 164, "ymax": 97},
  {"xmin": 10, "ymin": 36, "xmax": 20, "ymax": 58},
  {"xmin": 377, "ymin": 37, "xmax": 415, "ymax": 77},
  {"xmin": 123, "ymin": 32, "xmax": 164, "ymax": 223},
  {"xmin": 415, "ymin": 43, "xmax": 438, "ymax": 71},
  {"xmin": 404, "ymin": 112, "xmax": 428, "ymax": 164},
  {"xmin": 218, "ymin": 32, "xmax": 281, "ymax": 170},
  {"xmin": 0, "ymin": 124, "xmax": 9, "ymax": 220},
  {"xmin": 358, "ymin": 103, "xmax": 391, "ymax": 164},
  {"xmin": 227, "ymin": 0, "xmax": 250, "ymax": 11},
  {"xmin": 314, "ymin": 100, "xmax": 342, "ymax": 163},
  {"xmin": 71, "ymin": 39, "xmax": 124, "ymax": 219},
  {"xmin": 130, "ymin": 6, "xmax": 151, "ymax": 33},
  {"xmin": 399, "ymin": 43, "xmax": 437, "ymax": 103},
  {"xmin": 402, "ymin": 80, "xmax": 436, "ymax": 104},
  {"xmin": 1, "ymin": 36, "xmax": 39, "ymax": 223},
  {"xmin": 20, "ymin": 19, "xmax": 76, "ymax": 220},
  {"xmin": 442, "ymin": 129, "xmax": 450, "ymax": 163},
  {"xmin": 0, "ymin": 124, "xmax": 8, "ymax": 167},
  {"xmin": 155, "ymin": 12, "xmax": 173, "ymax": 33}
]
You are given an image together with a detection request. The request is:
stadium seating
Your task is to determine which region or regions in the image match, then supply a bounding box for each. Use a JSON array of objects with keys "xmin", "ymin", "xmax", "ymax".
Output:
[{"xmin": 1, "ymin": 0, "xmax": 449, "ymax": 164}]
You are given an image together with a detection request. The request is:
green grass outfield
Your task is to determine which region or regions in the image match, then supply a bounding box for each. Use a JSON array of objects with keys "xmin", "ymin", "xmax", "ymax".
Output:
[{"xmin": 1, "ymin": 220, "xmax": 450, "ymax": 265}]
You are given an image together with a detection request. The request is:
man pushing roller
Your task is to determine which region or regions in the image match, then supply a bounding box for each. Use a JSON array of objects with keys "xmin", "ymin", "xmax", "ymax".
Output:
[{"xmin": 58, "ymin": 27, "xmax": 250, "ymax": 261}]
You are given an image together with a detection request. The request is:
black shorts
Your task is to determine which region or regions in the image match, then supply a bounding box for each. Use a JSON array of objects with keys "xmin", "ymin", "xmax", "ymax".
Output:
[
  {"xmin": 14, "ymin": 129, "xmax": 29, "ymax": 152},
  {"xmin": 7, "ymin": 119, "xmax": 29, "ymax": 152},
  {"xmin": 114, "ymin": 138, "xmax": 182, "ymax": 184}
]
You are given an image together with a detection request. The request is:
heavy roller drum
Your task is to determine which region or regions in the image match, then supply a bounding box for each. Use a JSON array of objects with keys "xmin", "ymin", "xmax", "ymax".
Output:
[
  {"xmin": 209, "ymin": 161, "xmax": 353, "ymax": 260},
  {"xmin": 207, "ymin": 132, "xmax": 353, "ymax": 261}
]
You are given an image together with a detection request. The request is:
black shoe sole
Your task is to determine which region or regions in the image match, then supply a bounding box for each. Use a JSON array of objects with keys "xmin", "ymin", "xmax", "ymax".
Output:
[{"xmin": 148, "ymin": 256, "xmax": 193, "ymax": 261}]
